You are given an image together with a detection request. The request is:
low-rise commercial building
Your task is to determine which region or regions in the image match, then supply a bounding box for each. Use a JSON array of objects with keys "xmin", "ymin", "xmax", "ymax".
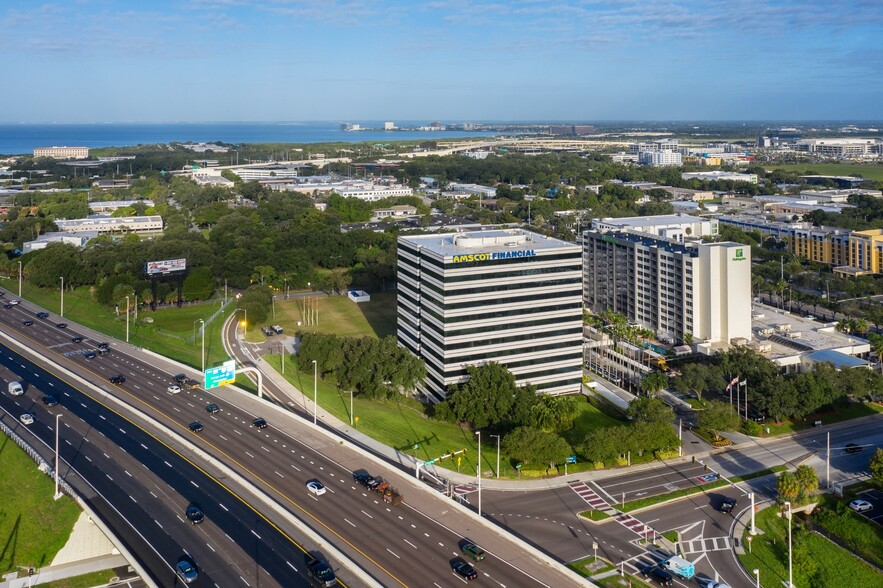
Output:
[
  {"xmin": 682, "ymin": 171, "xmax": 759, "ymax": 184},
  {"xmin": 397, "ymin": 229, "xmax": 583, "ymax": 401},
  {"xmin": 23, "ymin": 231, "xmax": 98, "ymax": 253},
  {"xmin": 33, "ymin": 146, "xmax": 89, "ymax": 159},
  {"xmin": 55, "ymin": 215, "xmax": 163, "ymax": 234}
]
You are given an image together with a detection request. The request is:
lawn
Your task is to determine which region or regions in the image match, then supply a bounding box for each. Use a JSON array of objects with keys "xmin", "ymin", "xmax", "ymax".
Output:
[
  {"xmin": 0, "ymin": 434, "xmax": 81, "ymax": 573},
  {"xmin": 764, "ymin": 162, "xmax": 883, "ymax": 182},
  {"xmin": 561, "ymin": 398, "xmax": 623, "ymax": 447},
  {"xmin": 739, "ymin": 506, "xmax": 882, "ymax": 587},
  {"xmin": 762, "ymin": 402, "xmax": 883, "ymax": 436},
  {"xmin": 811, "ymin": 495, "xmax": 883, "ymax": 569},
  {"xmin": 41, "ymin": 570, "xmax": 117, "ymax": 587}
]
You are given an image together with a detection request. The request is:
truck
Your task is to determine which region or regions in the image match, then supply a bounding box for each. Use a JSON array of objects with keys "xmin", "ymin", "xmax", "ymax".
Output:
[
  {"xmin": 662, "ymin": 556, "xmax": 694, "ymax": 580},
  {"xmin": 8, "ymin": 381, "xmax": 24, "ymax": 396},
  {"xmin": 373, "ymin": 480, "xmax": 403, "ymax": 506}
]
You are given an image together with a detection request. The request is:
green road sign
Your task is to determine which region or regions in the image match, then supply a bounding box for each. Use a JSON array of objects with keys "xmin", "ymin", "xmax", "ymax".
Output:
[{"xmin": 205, "ymin": 360, "xmax": 236, "ymax": 389}]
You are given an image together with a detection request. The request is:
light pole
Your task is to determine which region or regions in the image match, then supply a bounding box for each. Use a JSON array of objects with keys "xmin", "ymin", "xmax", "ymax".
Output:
[
  {"xmin": 475, "ymin": 430, "xmax": 482, "ymax": 516},
  {"xmin": 753, "ymin": 568, "xmax": 760, "ymax": 588},
  {"xmin": 125, "ymin": 295, "xmax": 130, "ymax": 342},
  {"xmin": 279, "ymin": 343, "xmax": 285, "ymax": 375},
  {"xmin": 59, "ymin": 276, "xmax": 64, "ymax": 317},
  {"xmin": 349, "ymin": 389, "xmax": 354, "ymax": 426},
  {"xmin": 784, "ymin": 501, "xmax": 794, "ymax": 588},
  {"xmin": 53, "ymin": 413, "xmax": 63, "ymax": 500},
  {"xmin": 750, "ymin": 492, "xmax": 757, "ymax": 535},
  {"xmin": 490, "ymin": 434, "xmax": 500, "ymax": 478},
  {"xmin": 312, "ymin": 359, "xmax": 318, "ymax": 425},
  {"xmin": 18, "ymin": 260, "xmax": 22, "ymax": 297},
  {"xmin": 196, "ymin": 319, "xmax": 205, "ymax": 373}
]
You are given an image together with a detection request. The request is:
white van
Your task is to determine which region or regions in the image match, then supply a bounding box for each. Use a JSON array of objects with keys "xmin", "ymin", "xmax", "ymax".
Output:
[{"xmin": 8, "ymin": 381, "xmax": 24, "ymax": 396}]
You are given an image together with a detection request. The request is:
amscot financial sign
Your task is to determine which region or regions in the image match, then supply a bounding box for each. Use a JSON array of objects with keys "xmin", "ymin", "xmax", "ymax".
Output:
[{"xmin": 452, "ymin": 249, "xmax": 537, "ymax": 263}]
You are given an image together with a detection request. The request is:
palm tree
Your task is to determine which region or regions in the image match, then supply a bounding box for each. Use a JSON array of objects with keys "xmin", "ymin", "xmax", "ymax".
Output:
[
  {"xmin": 854, "ymin": 318, "xmax": 870, "ymax": 337},
  {"xmin": 640, "ymin": 371, "xmax": 669, "ymax": 397},
  {"xmin": 869, "ymin": 334, "xmax": 883, "ymax": 373}
]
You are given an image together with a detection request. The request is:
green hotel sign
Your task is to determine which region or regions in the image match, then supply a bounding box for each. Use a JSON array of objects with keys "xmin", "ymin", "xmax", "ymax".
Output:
[{"xmin": 733, "ymin": 248, "xmax": 746, "ymax": 261}]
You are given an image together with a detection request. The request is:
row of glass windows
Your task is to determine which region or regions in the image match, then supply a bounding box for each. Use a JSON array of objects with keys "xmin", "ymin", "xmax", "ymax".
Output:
[
  {"xmin": 422, "ymin": 326, "xmax": 582, "ymax": 351},
  {"xmin": 442, "ymin": 352, "xmax": 584, "ymax": 378},
  {"xmin": 437, "ymin": 314, "xmax": 581, "ymax": 338},
  {"xmin": 422, "ymin": 276, "xmax": 582, "ymax": 298},
  {"xmin": 421, "ymin": 338, "xmax": 582, "ymax": 364},
  {"xmin": 420, "ymin": 301, "xmax": 583, "ymax": 325}
]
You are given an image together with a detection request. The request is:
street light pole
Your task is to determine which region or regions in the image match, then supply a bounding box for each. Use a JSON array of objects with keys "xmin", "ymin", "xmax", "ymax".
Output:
[
  {"xmin": 753, "ymin": 568, "xmax": 760, "ymax": 588},
  {"xmin": 312, "ymin": 360, "xmax": 318, "ymax": 425},
  {"xmin": 350, "ymin": 389, "xmax": 354, "ymax": 426},
  {"xmin": 475, "ymin": 430, "xmax": 482, "ymax": 516},
  {"xmin": 18, "ymin": 260, "xmax": 22, "ymax": 297},
  {"xmin": 784, "ymin": 501, "xmax": 793, "ymax": 588},
  {"xmin": 750, "ymin": 492, "xmax": 757, "ymax": 535},
  {"xmin": 197, "ymin": 319, "xmax": 205, "ymax": 373},
  {"xmin": 53, "ymin": 413, "xmax": 63, "ymax": 500},
  {"xmin": 125, "ymin": 295, "xmax": 130, "ymax": 342},
  {"xmin": 59, "ymin": 276, "xmax": 64, "ymax": 317},
  {"xmin": 490, "ymin": 434, "xmax": 500, "ymax": 478}
]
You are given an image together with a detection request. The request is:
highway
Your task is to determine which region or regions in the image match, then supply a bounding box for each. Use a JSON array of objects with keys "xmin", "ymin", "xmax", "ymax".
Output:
[{"xmin": 0, "ymin": 290, "xmax": 582, "ymax": 587}]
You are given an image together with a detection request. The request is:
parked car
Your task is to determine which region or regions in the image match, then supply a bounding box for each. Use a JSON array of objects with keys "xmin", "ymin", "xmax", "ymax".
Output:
[
  {"xmin": 452, "ymin": 561, "xmax": 478, "ymax": 581},
  {"xmin": 262, "ymin": 326, "xmax": 274, "ymax": 337},
  {"xmin": 849, "ymin": 499, "xmax": 873, "ymax": 512}
]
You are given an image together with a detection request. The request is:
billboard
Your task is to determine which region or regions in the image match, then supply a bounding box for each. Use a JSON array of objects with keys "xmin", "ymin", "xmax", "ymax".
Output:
[{"xmin": 145, "ymin": 258, "xmax": 187, "ymax": 276}]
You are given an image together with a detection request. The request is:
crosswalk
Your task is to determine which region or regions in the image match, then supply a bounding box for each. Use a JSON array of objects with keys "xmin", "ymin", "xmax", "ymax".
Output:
[
  {"xmin": 680, "ymin": 536, "xmax": 731, "ymax": 554},
  {"xmin": 569, "ymin": 481, "xmax": 657, "ymax": 539}
]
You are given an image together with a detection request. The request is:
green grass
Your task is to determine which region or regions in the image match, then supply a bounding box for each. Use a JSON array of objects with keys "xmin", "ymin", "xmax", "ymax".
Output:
[
  {"xmin": 561, "ymin": 398, "xmax": 624, "ymax": 447},
  {"xmin": 256, "ymin": 292, "xmax": 397, "ymax": 341},
  {"xmin": 41, "ymin": 570, "xmax": 117, "ymax": 588},
  {"xmin": 812, "ymin": 495, "xmax": 883, "ymax": 569},
  {"xmin": 764, "ymin": 162, "xmax": 883, "ymax": 182},
  {"xmin": 762, "ymin": 402, "xmax": 883, "ymax": 436},
  {"xmin": 739, "ymin": 505, "xmax": 882, "ymax": 588},
  {"xmin": 594, "ymin": 573, "xmax": 654, "ymax": 588},
  {"xmin": 566, "ymin": 556, "xmax": 614, "ymax": 578},
  {"xmin": 0, "ymin": 434, "xmax": 81, "ymax": 573},
  {"xmin": 579, "ymin": 509, "xmax": 612, "ymax": 522}
]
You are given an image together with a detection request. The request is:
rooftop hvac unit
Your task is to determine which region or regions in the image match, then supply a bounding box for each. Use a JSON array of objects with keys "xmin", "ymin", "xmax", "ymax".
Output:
[{"xmin": 776, "ymin": 323, "xmax": 792, "ymax": 333}]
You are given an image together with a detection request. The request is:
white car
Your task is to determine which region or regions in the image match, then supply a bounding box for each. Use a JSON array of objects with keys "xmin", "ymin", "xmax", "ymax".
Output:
[
  {"xmin": 9, "ymin": 300, "xmax": 19, "ymax": 305},
  {"xmin": 306, "ymin": 481, "xmax": 326, "ymax": 496},
  {"xmin": 849, "ymin": 499, "xmax": 873, "ymax": 513},
  {"xmin": 167, "ymin": 385, "xmax": 181, "ymax": 394},
  {"xmin": 19, "ymin": 413, "xmax": 34, "ymax": 425}
]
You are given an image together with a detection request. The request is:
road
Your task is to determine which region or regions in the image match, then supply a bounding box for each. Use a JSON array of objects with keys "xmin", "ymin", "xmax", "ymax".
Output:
[{"xmin": 0, "ymin": 290, "xmax": 582, "ymax": 587}]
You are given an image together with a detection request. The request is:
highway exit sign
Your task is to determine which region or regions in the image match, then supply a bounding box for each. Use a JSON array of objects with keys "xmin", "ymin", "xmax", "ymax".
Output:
[{"xmin": 205, "ymin": 360, "xmax": 236, "ymax": 389}]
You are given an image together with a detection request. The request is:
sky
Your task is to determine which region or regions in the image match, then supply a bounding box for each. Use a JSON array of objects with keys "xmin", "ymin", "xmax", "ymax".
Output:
[{"xmin": 1, "ymin": 0, "xmax": 882, "ymax": 122}]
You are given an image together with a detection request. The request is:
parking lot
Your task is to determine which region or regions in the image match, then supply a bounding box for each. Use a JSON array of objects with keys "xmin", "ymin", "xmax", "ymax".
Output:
[{"xmin": 852, "ymin": 488, "xmax": 883, "ymax": 523}]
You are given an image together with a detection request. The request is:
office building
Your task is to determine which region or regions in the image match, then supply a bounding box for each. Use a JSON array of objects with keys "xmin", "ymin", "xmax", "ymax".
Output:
[
  {"xmin": 33, "ymin": 146, "xmax": 89, "ymax": 159},
  {"xmin": 682, "ymin": 171, "xmax": 759, "ymax": 184},
  {"xmin": 582, "ymin": 230, "xmax": 752, "ymax": 346},
  {"xmin": 55, "ymin": 215, "xmax": 163, "ymax": 234},
  {"xmin": 397, "ymin": 229, "xmax": 583, "ymax": 401},
  {"xmin": 638, "ymin": 150, "xmax": 682, "ymax": 166}
]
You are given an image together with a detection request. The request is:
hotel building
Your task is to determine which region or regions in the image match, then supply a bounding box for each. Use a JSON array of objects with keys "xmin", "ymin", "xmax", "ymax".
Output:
[
  {"xmin": 33, "ymin": 146, "xmax": 89, "ymax": 159},
  {"xmin": 582, "ymin": 230, "xmax": 752, "ymax": 346},
  {"xmin": 397, "ymin": 229, "xmax": 583, "ymax": 401}
]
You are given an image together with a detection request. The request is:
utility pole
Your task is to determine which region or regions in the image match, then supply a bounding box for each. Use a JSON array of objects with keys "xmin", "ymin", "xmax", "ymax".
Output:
[{"xmin": 475, "ymin": 430, "xmax": 482, "ymax": 516}]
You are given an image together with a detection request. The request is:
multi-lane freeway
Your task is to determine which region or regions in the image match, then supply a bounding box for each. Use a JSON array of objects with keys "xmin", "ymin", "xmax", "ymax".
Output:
[{"xmin": 0, "ymin": 289, "xmax": 583, "ymax": 587}]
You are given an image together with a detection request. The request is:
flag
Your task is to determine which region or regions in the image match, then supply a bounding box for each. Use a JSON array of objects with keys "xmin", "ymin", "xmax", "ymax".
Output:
[
  {"xmin": 726, "ymin": 376, "xmax": 739, "ymax": 392},
  {"xmin": 739, "ymin": 380, "xmax": 747, "ymax": 386}
]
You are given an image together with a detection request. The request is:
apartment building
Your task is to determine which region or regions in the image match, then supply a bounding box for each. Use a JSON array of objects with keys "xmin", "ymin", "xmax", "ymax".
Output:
[
  {"xmin": 397, "ymin": 229, "xmax": 583, "ymax": 401},
  {"xmin": 33, "ymin": 146, "xmax": 89, "ymax": 159}
]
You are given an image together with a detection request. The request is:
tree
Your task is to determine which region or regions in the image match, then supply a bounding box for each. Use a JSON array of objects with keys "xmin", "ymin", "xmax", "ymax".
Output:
[
  {"xmin": 777, "ymin": 470, "xmax": 800, "ymax": 502},
  {"xmin": 502, "ymin": 426, "xmax": 572, "ymax": 471},
  {"xmin": 696, "ymin": 401, "xmax": 740, "ymax": 440},
  {"xmin": 442, "ymin": 362, "xmax": 522, "ymax": 430},
  {"xmin": 869, "ymin": 447, "xmax": 883, "ymax": 486},
  {"xmin": 794, "ymin": 465, "xmax": 819, "ymax": 501},
  {"xmin": 181, "ymin": 266, "xmax": 215, "ymax": 301},
  {"xmin": 627, "ymin": 397, "xmax": 673, "ymax": 425},
  {"xmin": 530, "ymin": 395, "xmax": 580, "ymax": 432},
  {"xmin": 640, "ymin": 371, "xmax": 669, "ymax": 397}
]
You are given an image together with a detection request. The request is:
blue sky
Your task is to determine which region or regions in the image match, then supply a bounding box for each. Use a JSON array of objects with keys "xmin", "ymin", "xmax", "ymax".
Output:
[{"xmin": 2, "ymin": 0, "xmax": 881, "ymax": 122}]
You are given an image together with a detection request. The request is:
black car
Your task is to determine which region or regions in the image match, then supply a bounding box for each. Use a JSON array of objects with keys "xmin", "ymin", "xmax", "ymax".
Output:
[
  {"xmin": 71, "ymin": 336, "xmax": 84, "ymax": 343},
  {"xmin": 262, "ymin": 326, "xmax": 274, "ymax": 337},
  {"xmin": 642, "ymin": 565, "xmax": 674, "ymax": 586},
  {"xmin": 188, "ymin": 421, "xmax": 204, "ymax": 433},
  {"xmin": 452, "ymin": 561, "xmax": 478, "ymax": 581},
  {"xmin": 174, "ymin": 373, "xmax": 187, "ymax": 383},
  {"xmin": 845, "ymin": 443, "xmax": 863, "ymax": 454},
  {"xmin": 185, "ymin": 504, "xmax": 205, "ymax": 524},
  {"xmin": 41, "ymin": 395, "xmax": 58, "ymax": 407},
  {"xmin": 36, "ymin": 312, "xmax": 49, "ymax": 319},
  {"xmin": 97, "ymin": 342, "xmax": 109, "ymax": 350},
  {"xmin": 84, "ymin": 351, "xmax": 97, "ymax": 360},
  {"xmin": 353, "ymin": 472, "xmax": 380, "ymax": 490},
  {"xmin": 56, "ymin": 323, "xmax": 68, "ymax": 329},
  {"xmin": 22, "ymin": 319, "xmax": 33, "ymax": 326},
  {"xmin": 306, "ymin": 558, "xmax": 337, "ymax": 587},
  {"xmin": 206, "ymin": 403, "xmax": 220, "ymax": 414},
  {"xmin": 3, "ymin": 303, "xmax": 12, "ymax": 309},
  {"xmin": 109, "ymin": 374, "xmax": 126, "ymax": 385},
  {"xmin": 252, "ymin": 417, "xmax": 268, "ymax": 429},
  {"xmin": 720, "ymin": 497, "xmax": 737, "ymax": 514}
]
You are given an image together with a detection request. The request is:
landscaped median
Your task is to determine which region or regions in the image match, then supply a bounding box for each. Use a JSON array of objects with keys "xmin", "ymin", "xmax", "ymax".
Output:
[{"xmin": 577, "ymin": 465, "xmax": 788, "ymax": 518}]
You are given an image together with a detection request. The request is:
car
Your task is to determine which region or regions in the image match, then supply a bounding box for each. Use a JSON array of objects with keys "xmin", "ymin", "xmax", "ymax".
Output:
[
  {"xmin": 56, "ymin": 323, "xmax": 68, "ymax": 329},
  {"xmin": 271, "ymin": 324, "xmax": 284, "ymax": 334},
  {"xmin": 3, "ymin": 303, "xmax": 12, "ymax": 309},
  {"xmin": 84, "ymin": 352, "xmax": 96, "ymax": 360},
  {"xmin": 97, "ymin": 347, "xmax": 109, "ymax": 355},
  {"xmin": 252, "ymin": 417, "xmax": 268, "ymax": 429},
  {"xmin": 97, "ymin": 342, "xmax": 109, "ymax": 350},
  {"xmin": 205, "ymin": 403, "xmax": 220, "ymax": 414},
  {"xmin": 173, "ymin": 373, "xmax": 187, "ymax": 383},
  {"xmin": 167, "ymin": 385, "xmax": 181, "ymax": 394},
  {"xmin": 845, "ymin": 443, "xmax": 863, "ymax": 454},
  {"xmin": 452, "ymin": 561, "xmax": 478, "ymax": 581},
  {"xmin": 262, "ymin": 326, "xmax": 274, "ymax": 337},
  {"xmin": 306, "ymin": 558, "xmax": 337, "ymax": 587},
  {"xmin": 185, "ymin": 378, "xmax": 200, "ymax": 390},
  {"xmin": 353, "ymin": 472, "xmax": 380, "ymax": 490},
  {"xmin": 109, "ymin": 374, "xmax": 126, "ymax": 385},
  {"xmin": 306, "ymin": 481, "xmax": 326, "ymax": 496},
  {"xmin": 71, "ymin": 336, "xmax": 84, "ymax": 343},
  {"xmin": 175, "ymin": 558, "xmax": 199, "ymax": 584},
  {"xmin": 19, "ymin": 413, "xmax": 35, "ymax": 425},
  {"xmin": 642, "ymin": 565, "xmax": 674, "ymax": 586},
  {"xmin": 36, "ymin": 312, "xmax": 49, "ymax": 319},
  {"xmin": 188, "ymin": 421, "xmax": 204, "ymax": 433},
  {"xmin": 9, "ymin": 300, "xmax": 19, "ymax": 305},
  {"xmin": 720, "ymin": 497, "xmax": 737, "ymax": 514},
  {"xmin": 702, "ymin": 581, "xmax": 732, "ymax": 588},
  {"xmin": 185, "ymin": 504, "xmax": 205, "ymax": 524},
  {"xmin": 849, "ymin": 499, "xmax": 873, "ymax": 512},
  {"xmin": 41, "ymin": 395, "xmax": 58, "ymax": 406},
  {"xmin": 461, "ymin": 542, "xmax": 486, "ymax": 561},
  {"xmin": 22, "ymin": 319, "xmax": 33, "ymax": 326}
]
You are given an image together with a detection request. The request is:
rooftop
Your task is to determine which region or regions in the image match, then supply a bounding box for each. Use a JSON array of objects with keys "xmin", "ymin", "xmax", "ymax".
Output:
[{"xmin": 400, "ymin": 228, "xmax": 577, "ymax": 257}]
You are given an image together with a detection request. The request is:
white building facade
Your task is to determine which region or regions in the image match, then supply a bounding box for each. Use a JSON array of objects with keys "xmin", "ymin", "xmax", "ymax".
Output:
[
  {"xmin": 592, "ymin": 214, "xmax": 718, "ymax": 241},
  {"xmin": 397, "ymin": 229, "xmax": 583, "ymax": 401}
]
